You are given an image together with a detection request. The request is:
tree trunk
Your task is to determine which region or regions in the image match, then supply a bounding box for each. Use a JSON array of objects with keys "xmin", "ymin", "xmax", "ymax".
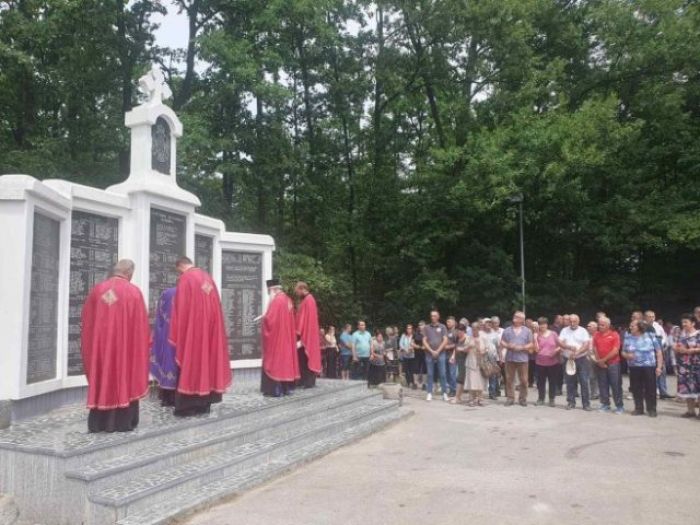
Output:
[
  {"xmin": 255, "ymin": 90, "xmax": 266, "ymax": 228},
  {"xmin": 330, "ymin": 14, "xmax": 358, "ymax": 299},
  {"xmin": 404, "ymin": 14, "xmax": 446, "ymax": 149},
  {"xmin": 173, "ymin": 0, "xmax": 200, "ymax": 110},
  {"xmin": 116, "ymin": 0, "xmax": 132, "ymax": 178}
]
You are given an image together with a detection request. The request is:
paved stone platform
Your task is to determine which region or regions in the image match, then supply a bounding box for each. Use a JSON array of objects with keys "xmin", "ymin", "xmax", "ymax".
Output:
[
  {"xmin": 183, "ymin": 379, "xmax": 699, "ymax": 525},
  {"xmin": 0, "ymin": 380, "xmax": 406, "ymax": 525}
]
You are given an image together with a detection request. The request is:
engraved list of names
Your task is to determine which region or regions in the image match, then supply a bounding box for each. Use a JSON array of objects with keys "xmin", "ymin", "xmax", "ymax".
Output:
[
  {"xmin": 68, "ymin": 211, "xmax": 119, "ymax": 375},
  {"xmin": 195, "ymin": 234, "xmax": 213, "ymax": 274},
  {"xmin": 222, "ymin": 251, "xmax": 262, "ymax": 360},
  {"xmin": 27, "ymin": 212, "xmax": 60, "ymax": 384},
  {"xmin": 149, "ymin": 209, "xmax": 186, "ymax": 320}
]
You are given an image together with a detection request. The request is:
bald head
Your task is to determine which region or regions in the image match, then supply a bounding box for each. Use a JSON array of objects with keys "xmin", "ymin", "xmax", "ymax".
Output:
[{"xmin": 113, "ymin": 259, "xmax": 135, "ymax": 280}]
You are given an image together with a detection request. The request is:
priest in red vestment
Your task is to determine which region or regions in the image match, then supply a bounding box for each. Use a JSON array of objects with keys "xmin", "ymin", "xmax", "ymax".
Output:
[
  {"xmin": 261, "ymin": 279, "xmax": 299, "ymax": 396},
  {"xmin": 169, "ymin": 256, "xmax": 232, "ymax": 416},
  {"xmin": 295, "ymin": 281, "xmax": 321, "ymax": 388},
  {"xmin": 81, "ymin": 259, "xmax": 150, "ymax": 433}
]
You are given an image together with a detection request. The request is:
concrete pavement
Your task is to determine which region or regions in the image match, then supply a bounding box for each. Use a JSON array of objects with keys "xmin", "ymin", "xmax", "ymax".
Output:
[{"xmin": 182, "ymin": 381, "xmax": 700, "ymax": 525}]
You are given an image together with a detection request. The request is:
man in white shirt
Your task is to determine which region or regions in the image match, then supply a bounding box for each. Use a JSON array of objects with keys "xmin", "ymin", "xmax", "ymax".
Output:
[
  {"xmin": 645, "ymin": 310, "xmax": 671, "ymax": 399},
  {"xmin": 558, "ymin": 314, "xmax": 592, "ymax": 411},
  {"xmin": 490, "ymin": 316, "xmax": 506, "ymax": 397},
  {"xmin": 482, "ymin": 318, "xmax": 501, "ymax": 399}
]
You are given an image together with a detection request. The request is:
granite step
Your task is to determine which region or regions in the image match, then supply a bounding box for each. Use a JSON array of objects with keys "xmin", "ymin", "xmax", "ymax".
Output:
[
  {"xmin": 89, "ymin": 399, "xmax": 400, "ymax": 524},
  {"xmin": 115, "ymin": 408, "xmax": 409, "ymax": 525},
  {"xmin": 0, "ymin": 380, "xmax": 365, "ymax": 461},
  {"xmin": 65, "ymin": 388, "xmax": 380, "ymax": 486}
]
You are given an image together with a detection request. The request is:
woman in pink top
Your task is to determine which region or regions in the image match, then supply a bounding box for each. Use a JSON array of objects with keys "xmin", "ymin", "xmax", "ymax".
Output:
[{"xmin": 534, "ymin": 317, "xmax": 562, "ymax": 407}]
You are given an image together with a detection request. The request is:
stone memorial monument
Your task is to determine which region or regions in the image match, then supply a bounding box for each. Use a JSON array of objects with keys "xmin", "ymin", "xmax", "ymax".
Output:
[{"xmin": 0, "ymin": 65, "xmax": 274, "ymax": 428}]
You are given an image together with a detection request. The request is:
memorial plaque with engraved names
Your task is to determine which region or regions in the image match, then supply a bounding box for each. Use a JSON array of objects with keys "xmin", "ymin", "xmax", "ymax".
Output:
[
  {"xmin": 221, "ymin": 251, "xmax": 262, "ymax": 360},
  {"xmin": 195, "ymin": 234, "xmax": 213, "ymax": 274},
  {"xmin": 149, "ymin": 209, "xmax": 186, "ymax": 322},
  {"xmin": 27, "ymin": 212, "xmax": 60, "ymax": 384},
  {"xmin": 68, "ymin": 211, "xmax": 119, "ymax": 375},
  {"xmin": 151, "ymin": 116, "xmax": 171, "ymax": 175}
]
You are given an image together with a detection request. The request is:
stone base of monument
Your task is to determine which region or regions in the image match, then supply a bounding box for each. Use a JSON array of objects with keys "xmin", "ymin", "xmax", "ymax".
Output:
[
  {"xmin": 379, "ymin": 383, "xmax": 403, "ymax": 404},
  {"xmin": 0, "ymin": 380, "xmax": 408, "ymax": 525}
]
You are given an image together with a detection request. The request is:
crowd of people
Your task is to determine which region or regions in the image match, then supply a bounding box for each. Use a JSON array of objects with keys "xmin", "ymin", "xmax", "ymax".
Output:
[
  {"xmin": 317, "ymin": 308, "xmax": 700, "ymax": 418},
  {"xmin": 80, "ymin": 256, "xmax": 699, "ymax": 434}
]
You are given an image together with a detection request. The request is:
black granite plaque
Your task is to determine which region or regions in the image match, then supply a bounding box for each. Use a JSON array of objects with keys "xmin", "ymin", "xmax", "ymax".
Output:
[
  {"xmin": 195, "ymin": 234, "xmax": 214, "ymax": 274},
  {"xmin": 68, "ymin": 211, "xmax": 119, "ymax": 376},
  {"xmin": 149, "ymin": 209, "xmax": 186, "ymax": 321},
  {"xmin": 151, "ymin": 116, "xmax": 171, "ymax": 175},
  {"xmin": 27, "ymin": 212, "xmax": 60, "ymax": 384},
  {"xmin": 221, "ymin": 251, "xmax": 263, "ymax": 360}
]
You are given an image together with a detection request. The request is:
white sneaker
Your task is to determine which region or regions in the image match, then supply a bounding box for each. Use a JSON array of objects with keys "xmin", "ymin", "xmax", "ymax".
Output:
[
  {"xmin": 442, "ymin": 393, "xmax": 449, "ymax": 402},
  {"xmin": 426, "ymin": 393, "xmax": 432, "ymax": 401}
]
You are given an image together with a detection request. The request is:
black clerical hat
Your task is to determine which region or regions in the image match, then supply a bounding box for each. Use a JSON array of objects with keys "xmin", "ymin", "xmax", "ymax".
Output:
[{"xmin": 266, "ymin": 278, "xmax": 281, "ymax": 288}]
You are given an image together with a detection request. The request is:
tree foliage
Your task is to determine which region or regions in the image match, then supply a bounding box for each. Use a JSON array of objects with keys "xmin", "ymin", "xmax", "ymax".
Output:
[{"xmin": 2, "ymin": 0, "xmax": 699, "ymax": 325}]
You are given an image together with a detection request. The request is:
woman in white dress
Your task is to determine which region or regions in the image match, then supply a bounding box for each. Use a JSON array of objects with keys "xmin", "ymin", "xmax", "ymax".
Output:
[{"xmin": 465, "ymin": 321, "xmax": 486, "ymax": 406}]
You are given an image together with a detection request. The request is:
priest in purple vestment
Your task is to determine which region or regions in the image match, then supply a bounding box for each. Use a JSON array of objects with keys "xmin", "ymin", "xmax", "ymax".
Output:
[{"xmin": 150, "ymin": 287, "xmax": 179, "ymax": 406}]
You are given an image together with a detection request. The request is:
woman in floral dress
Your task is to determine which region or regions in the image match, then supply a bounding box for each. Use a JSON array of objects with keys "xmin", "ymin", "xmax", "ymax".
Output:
[{"xmin": 674, "ymin": 314, "xmax": 700, "ymax": 418}]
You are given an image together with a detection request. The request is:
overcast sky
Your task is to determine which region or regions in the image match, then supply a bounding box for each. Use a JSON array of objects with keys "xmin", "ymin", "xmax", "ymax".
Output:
[{"xmin": 152, "ymin": 2, "xmax": 189, "ymax": 51}]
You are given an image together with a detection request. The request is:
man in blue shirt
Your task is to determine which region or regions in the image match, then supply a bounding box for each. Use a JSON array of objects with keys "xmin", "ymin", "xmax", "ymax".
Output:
[
  {"xmin": 500, "ymin": 311, "xmax": 534, "ymax": 406},
  {"xmin": 351, "ymin": 321, "xmax": 372, "ymax": 381},
  {"xmin": 423, "ymin": 310, "xmax": 449, "ymax": 401},
  {"xmin": 338, "ymin": 323, "xmax": 354, "ymax": 380}
]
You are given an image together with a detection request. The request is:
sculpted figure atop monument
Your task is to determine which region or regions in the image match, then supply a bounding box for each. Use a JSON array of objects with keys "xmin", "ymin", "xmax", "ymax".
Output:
[{"xmin": 138, "ymin": 65, "xmax": 173, "ymax": 105}]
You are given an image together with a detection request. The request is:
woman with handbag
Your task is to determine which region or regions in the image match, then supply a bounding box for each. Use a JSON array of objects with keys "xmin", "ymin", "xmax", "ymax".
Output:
[
  {"xmin": 368, "ymin": 329, "xmax": 387, "ymax": 387},
  {"xmin": 464, "ymin": 321, "xmax": 486, "ymax": 406},
  {"xmin": 450, "ymin": 323, "xmax": 473, "ymax": 404},
  {"xmin": 534, "ymin": 317, "xmax": 562, "ymax": 407}
]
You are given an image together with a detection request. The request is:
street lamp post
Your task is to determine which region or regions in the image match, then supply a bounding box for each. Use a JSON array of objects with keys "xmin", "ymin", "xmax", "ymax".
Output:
[{"xmin": 508, "ymin": 193, "xmax": 525, "ymax": 315}]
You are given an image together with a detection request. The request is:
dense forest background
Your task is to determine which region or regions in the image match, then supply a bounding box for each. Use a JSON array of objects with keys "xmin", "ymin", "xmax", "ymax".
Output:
[{"xmin": 2, "ymin": 0, "xmax": 700, "ymax": 326}]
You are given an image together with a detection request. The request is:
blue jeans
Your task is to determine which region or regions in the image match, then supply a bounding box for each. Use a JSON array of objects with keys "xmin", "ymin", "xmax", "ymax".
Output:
[
  {"xmin": 488, "ymin": 375, "xmax": 500, "ymax": 397},
  {"xmin": 425, "ymin": 352, "xmax": 447, "ymax": 395},
  {"xmin": 447, "ymin": 358, "xmax": 457, "ymax": 395},
  {"xmin": 596, "ymin": 362, "xmax": 623, "ymax": 409},
  {"xmin": 566, "ymin": 356, "xmax": 590, "ymax": 407},
  {"xmin": 340, "ymin": 353, "xmax": 353, "ymax": 371},
  {"xmin": 656, "ymin": 347, "xmax": 669, "ymax": 395}
]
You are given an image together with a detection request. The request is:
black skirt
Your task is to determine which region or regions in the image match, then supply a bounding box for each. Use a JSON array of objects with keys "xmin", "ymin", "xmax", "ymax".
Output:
[
  {"xmin": 158, "ymin": 388, "xmax": 176, "ymax": 407},
  {"xmin": 88, "ymin": 401, "xmax": 140, "ymax": 433},
  {"xmin": 324, "ymin": 347, "xmax": 338, "ymax": 378},
  {"xmin": 456, "ymin": 353, "xmax": 467, "ymax": 384},
  {"xmin": 368, "ymin": 363, "xmax": 386, "ymax": 386},
  {"xmin": 260, "ymin": 371, "xmax": 295, "ymax": 397},
  {"xmin": 173, "ymin": 392, "xmax": 222, "ymax": 417},
  {"xmin": 297, "ymin": 346, "xmax": 317, "ymax": 388}
]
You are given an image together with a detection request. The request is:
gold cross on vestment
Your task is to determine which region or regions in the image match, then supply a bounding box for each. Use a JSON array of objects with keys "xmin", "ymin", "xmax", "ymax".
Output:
[{"xmin": 101, "ymin": 289, "xmax": 118, "ymax": 306}]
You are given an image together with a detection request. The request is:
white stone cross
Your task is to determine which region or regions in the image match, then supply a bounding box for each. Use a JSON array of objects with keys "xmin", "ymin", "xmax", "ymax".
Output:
[{"xmin": 138, "ymin": 65, "xmax": 173, "ymax": 105}]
